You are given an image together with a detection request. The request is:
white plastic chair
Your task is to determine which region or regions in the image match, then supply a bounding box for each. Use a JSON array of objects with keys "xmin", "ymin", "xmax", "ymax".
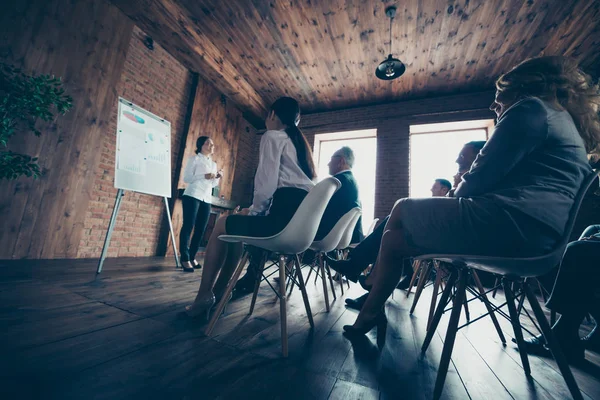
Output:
[
  {"xmin": 204, "ymin": 176, "xmax": 341, "ymax": 357},
  {"xmin": 332, "ymin": 209, "xmax": 362, "ymax": 295},
  {"xmin": 306, "ymin": 207, "xmax": 362, "ymax": 311},
  {"xmin": 418, "ymin": 170, "xmax": 599, "ymax": 400}
]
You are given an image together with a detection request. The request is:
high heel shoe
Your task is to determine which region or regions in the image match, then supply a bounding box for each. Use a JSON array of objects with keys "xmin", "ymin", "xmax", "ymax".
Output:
[
  {"xmin": 214, "ymin": 292, "xmax": 233, "ymax": 315},
  {"xmin": 192, "ymin": 259, "xmax": 202, "ymax": 269},
  {"xmin": 185, "ymin": 293, "xmax": 216, "ymax": 320},
  {"xmin": 343, "ymin": 311, "xmax": 388, "ymax": 348},
  {"xmin": 182, "ymin": 261, "xmax": 195, "ymax": 273}
]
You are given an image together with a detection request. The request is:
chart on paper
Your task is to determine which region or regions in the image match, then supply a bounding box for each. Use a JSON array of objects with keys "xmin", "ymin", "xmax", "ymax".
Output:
[{"xmin": 114, "ymin": 98, "xmax": 172, "ymax": 198}]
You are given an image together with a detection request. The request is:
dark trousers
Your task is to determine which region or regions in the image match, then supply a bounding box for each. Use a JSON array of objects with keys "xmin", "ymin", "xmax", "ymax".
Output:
[
  {"xmin": 179, "ymin": 195, "xmax": 211, "ymax": 262},
  {"xmin": 351, "ymin": 216, "xmax": 389, "ymax": 265},
  {"xmin": 546, "ymin": 225, "xmax": 600, "ymax": 317}
]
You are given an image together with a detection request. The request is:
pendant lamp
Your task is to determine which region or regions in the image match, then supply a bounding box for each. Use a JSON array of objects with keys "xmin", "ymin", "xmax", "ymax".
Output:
[{"xmin": 375, "ymin": 6, "xmax": 406, "ymax": 80}]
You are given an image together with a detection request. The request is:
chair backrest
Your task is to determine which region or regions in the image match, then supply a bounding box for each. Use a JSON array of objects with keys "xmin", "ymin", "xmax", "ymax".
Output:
[
  {"xmin": 237, "ymin": 177, "xmax": 341, "ymax": 254},
  {"xmin": 336, "ymin": 208, "xmax": 362, "ymax": 250},
  {"xmin": 310, "ymin": 207, "xmax": 361, "ymax": 253},
  {"xmin": 417, "ymin": 170, "xmax": 600, "ymax": 277},
  {"xmin": 365, "ymin": 218, "xmax": 379, "ymax": 237}
]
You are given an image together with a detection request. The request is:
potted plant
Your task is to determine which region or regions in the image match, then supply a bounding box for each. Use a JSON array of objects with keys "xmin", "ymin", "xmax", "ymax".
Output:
[{"xmin": 0, "ymin": 62, "xmax": 73, "ymax": 180}]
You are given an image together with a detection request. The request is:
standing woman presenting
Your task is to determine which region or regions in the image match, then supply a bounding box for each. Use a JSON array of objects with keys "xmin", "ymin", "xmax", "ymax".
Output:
[{"xmin": 180, "ymin": 136, "xmax": 222, "ymax": 273}]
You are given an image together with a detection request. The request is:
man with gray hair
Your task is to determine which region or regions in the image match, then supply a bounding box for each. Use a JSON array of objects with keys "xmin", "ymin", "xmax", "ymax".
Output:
[
  {"xmin": 315, "ymin": 146, "xmax": 363, "ymax": 242},
  {"xmin": 233, "ymin": 146, "xmax": 363, "ymax": 298}
]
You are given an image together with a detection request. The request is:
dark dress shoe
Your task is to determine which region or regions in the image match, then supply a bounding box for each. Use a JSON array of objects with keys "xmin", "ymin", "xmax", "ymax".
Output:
[
  {"xmin": 192, "ymin": 260, "xmax": 202, "ymax": 269},
  {"xmin": 325, "ymin": 255, "xmax": 366, "ymax": 283},
  {"xmin": 345, "ymin": 293, "xmax": 369, "ymax": 311},
  {"xmin": 182, "ymin": 261, "xmax": 195, "ymax": 273},
  {"xmin": 517, "ymin": 334, "xmax": 585, "ymax": 363},
  {"xmin": 514, "ymin": 335, "xmax": 550, "ymax": 355}
]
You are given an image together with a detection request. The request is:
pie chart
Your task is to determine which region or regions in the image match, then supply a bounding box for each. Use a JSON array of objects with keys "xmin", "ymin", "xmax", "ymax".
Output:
[{"xmin": 123, "ymin": 111, "xmax": 145, "ymax": 124}]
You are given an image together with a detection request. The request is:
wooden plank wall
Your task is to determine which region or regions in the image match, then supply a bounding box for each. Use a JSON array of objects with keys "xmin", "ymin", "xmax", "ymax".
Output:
[
  {"xmin": 0, "ymin": 0, "xmax": 133, "ymax": 259},
  {"xmin": 166, "ymin": 78, "xmax": 257, "ymax": 255}
]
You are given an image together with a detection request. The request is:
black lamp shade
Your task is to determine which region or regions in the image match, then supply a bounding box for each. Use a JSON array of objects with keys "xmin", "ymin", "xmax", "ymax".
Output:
[{"xmin": 375, "ymin": 54, "xmax": 406, "ymax": 80}]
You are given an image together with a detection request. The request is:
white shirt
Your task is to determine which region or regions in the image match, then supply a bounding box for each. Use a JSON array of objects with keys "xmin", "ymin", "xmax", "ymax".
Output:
[
  {"xmin": 249, "ymin": 129, "xmax": 315, "ymax": 215},
  {"xmin": 182, "ymin": 153, "xmax": 219, "ymax": 203}
]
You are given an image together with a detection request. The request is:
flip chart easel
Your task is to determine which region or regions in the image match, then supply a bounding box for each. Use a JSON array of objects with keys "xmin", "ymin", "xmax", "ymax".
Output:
[{"xmin": 96, "ymin": 98, "xmax": 180, "ymax": 274}]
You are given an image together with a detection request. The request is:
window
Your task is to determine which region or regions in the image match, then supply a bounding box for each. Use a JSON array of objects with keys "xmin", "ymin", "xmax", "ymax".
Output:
[
  {"xmin": 409, "ymin": 120, "xmax": 493, "ymax": 198},
  {"xmin": 313, "ymin": 129, "xmax": 377, "ymax": 234}
]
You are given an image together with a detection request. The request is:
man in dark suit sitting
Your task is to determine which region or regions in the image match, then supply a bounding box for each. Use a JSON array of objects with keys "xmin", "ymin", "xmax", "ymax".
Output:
[
  {"xmin": 315, "ymin": 146, "xmax": 364, "ymax": 243},
  {"xmin": 233, "ymin": 146, "xmax": 363, "ymax": 296}
]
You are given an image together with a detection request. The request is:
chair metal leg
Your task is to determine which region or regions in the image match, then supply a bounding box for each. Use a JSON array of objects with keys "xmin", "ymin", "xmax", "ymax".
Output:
[
  {"xmin": 471, "ymin": 270, "xmax": 506, "ymax": 344},
  {"xmin": 462, "ymin": 292, "xmax": 471, "ymax": 322},
  {"xmin": 287, "ymin": 258, "xmax": 296, "ymax": 296},
  {"xmin": 279, "ymin": 254, "xmax": 288, "ymax": 357},
  {"xmin": 305, "ymin": 259, "xmax": 314, "ymax": 282},
  {"xmin": 503, "ymin": 278, "xmax": 531, "ymax": 376},
  {"xmin": 406, "ymin": 259, "xmax": 422, "ymax": 297},
  {"xmin": 427, "ymin": 262, "xmax": 444, "ymax": 330},
  {"xmin": 524, "ymin": 283, "xmax": 583, "ymax": 400},
  {"xmin": 325, "ymin": 263, "xmax": 337, "ymax": 300},
  {"xmin": 294, "ymin": 255, "xmax": 314, "ymax": 327},
  {"xmin": 319, "ymin": 254, "xmax": 330, "ymax": 312},
  {"xmin": 410, "ymin": 261, "xmax": 433, "ymax": 314},
  {"xmin": 492, "ymin": 276, "xmax": 500, "ymax": 298},
  {"xmin": 205, "ymin": 251, "xmax": 250, "ymax": 336},
  {"xmin": 422, "ymin": 268, "xmax": 459, "ymax": 354},
  {"xmin": 433, "ymin": 267, "xmax": 468, "ymax": 400},
  {"xmin": 249, "ymin": 254, "xmax": 267, "ymax": 316}
]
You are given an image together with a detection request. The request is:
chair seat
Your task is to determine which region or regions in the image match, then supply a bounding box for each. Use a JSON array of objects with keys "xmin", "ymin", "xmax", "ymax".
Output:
[
  {"xmin": 415, "ymin": 249, "xmax": 563, "ymax": 278},
  {"xmin": 219, "ymin": 234, "xmax": 301, "ymax": 254}
]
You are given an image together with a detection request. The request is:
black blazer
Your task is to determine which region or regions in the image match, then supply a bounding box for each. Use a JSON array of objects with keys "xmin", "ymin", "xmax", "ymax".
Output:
[{"xmin": 316, "ymin": 170, "xmax": 364, "ymax": 243}]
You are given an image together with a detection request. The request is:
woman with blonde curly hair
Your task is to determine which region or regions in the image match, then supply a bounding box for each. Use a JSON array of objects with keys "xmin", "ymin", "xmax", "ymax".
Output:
[{"xmin": 331, "ymin": 56, "xmax": 600, "ymax": 343}]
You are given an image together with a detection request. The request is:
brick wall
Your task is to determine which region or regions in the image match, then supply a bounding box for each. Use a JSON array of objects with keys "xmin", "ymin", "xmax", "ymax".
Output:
[
  {"xmin": 77, "ymin": 26, "xmax": 193, "ymax": 258},
  {"xmin": 300, "ymin": 91, "xmax": 496, "ymax": 219}
]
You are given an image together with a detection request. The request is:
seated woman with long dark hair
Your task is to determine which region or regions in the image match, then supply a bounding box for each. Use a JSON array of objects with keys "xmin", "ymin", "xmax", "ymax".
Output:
[
  {"xmin": 185, "ymin": 97, "xmax": 317, "ymax": 319},
  {"xmin": 332, "ymin": 56, "xmax": 600, "ymax": 339}
]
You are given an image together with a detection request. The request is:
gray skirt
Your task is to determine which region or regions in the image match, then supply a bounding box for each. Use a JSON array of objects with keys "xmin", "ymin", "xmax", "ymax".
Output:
[{"xmin": 396, "ymin": 196, "xmax": 558, "ymax": 257}]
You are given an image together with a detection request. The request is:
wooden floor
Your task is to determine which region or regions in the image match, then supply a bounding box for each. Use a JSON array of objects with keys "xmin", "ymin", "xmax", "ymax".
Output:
[{"xmin": 1, "ymin": 257, "xmax": 599, "ymax": 400}]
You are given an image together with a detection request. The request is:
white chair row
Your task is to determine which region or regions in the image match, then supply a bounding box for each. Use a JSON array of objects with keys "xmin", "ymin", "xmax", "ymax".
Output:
[
  {"xmin": 204, "ymin": 177, "xmax": 362, "ymax": 357},
  {"xmin": 307, "ymin": 207, "xmax": 362, "ymax": 311}
]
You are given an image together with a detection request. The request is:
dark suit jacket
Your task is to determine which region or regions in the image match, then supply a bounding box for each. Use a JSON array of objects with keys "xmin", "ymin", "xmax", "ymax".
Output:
[{"xmin": 316, "ymin": 170, "xmax": 364, "ymax": 243}]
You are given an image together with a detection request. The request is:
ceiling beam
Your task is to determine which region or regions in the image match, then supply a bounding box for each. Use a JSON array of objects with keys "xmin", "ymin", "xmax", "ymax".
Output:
[{"xmin": 110, "ymin": 0, "xmax": 267, "ymax": 125}]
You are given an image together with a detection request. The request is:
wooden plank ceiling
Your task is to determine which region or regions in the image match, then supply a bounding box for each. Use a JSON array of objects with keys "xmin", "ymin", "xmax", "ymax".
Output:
[{"xmin": 111, "ymin": 0, "xmax": 600, "ymax": 124}]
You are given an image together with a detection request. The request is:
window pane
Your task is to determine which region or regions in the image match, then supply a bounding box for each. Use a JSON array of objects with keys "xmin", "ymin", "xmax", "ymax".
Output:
[{"xmin": 409, "ymin": 129, "xmax": 487, "ymax": 198}]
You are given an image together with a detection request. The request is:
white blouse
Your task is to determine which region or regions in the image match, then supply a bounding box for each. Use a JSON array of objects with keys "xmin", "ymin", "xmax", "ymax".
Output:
[
  {"xmin": 182, "ymin": 153, "xmax": 220, "ymax": 203},
  {"xmin": 249, "ymin": 129, "xmax": 315, "ymax": 215}
]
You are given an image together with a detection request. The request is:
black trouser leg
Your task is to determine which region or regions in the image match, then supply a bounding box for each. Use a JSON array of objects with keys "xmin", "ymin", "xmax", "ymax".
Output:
[
  {"xmin": 179, "ymin": 195, "xmax": 200, "ymax": 262},
  {"xmin": 188, "ymin": 200, "xmax": 211, "ymax": 261},
  {"xmin": 354, "ymin": 216, "xmax": 389, "ymax": 266}
]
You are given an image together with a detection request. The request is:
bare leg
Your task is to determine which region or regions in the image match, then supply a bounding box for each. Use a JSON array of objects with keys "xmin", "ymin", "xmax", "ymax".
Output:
[
  {"xmin": 213, "ymin": 241, "xmax": 244, "ymax": 300},
  {"xmin": 191, "ymin": 216, "xmax": 229, "ymax": 305},
  {"xmin": 351, "ymin": 202, "xmax": 420, "ymax": 326}
]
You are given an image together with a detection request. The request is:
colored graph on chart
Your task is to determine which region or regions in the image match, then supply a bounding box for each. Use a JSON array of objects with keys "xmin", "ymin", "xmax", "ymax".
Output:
[
  {"xmin": 146, "ymin": 131, "xmax": 169, "ymax": 166},
  {"xmin": 123, "ymin": 111, "xmax": 145, "ymax": 124},
  {"xmin": 117, "ymin": 130, "xmax": 147, "ymax": 175}
]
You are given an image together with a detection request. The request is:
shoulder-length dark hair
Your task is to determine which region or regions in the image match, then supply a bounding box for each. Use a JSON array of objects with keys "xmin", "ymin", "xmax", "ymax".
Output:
[
  {"xmin": 195, "ymin": 136, "xmax": 210, "ymax": 154},
  {"xmin": 270, "ymin": 97, "xmax": 317, "ymax": 179},
  {"xmin": 495, "ymin": 56, "xmax": 600, "ymax": 157}
]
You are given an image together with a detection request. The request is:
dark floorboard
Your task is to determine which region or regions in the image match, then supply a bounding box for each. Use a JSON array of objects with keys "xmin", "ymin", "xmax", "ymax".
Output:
[{"xmin": 0, "ymin": 257, "xmax": 599, "ymax": 399}]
